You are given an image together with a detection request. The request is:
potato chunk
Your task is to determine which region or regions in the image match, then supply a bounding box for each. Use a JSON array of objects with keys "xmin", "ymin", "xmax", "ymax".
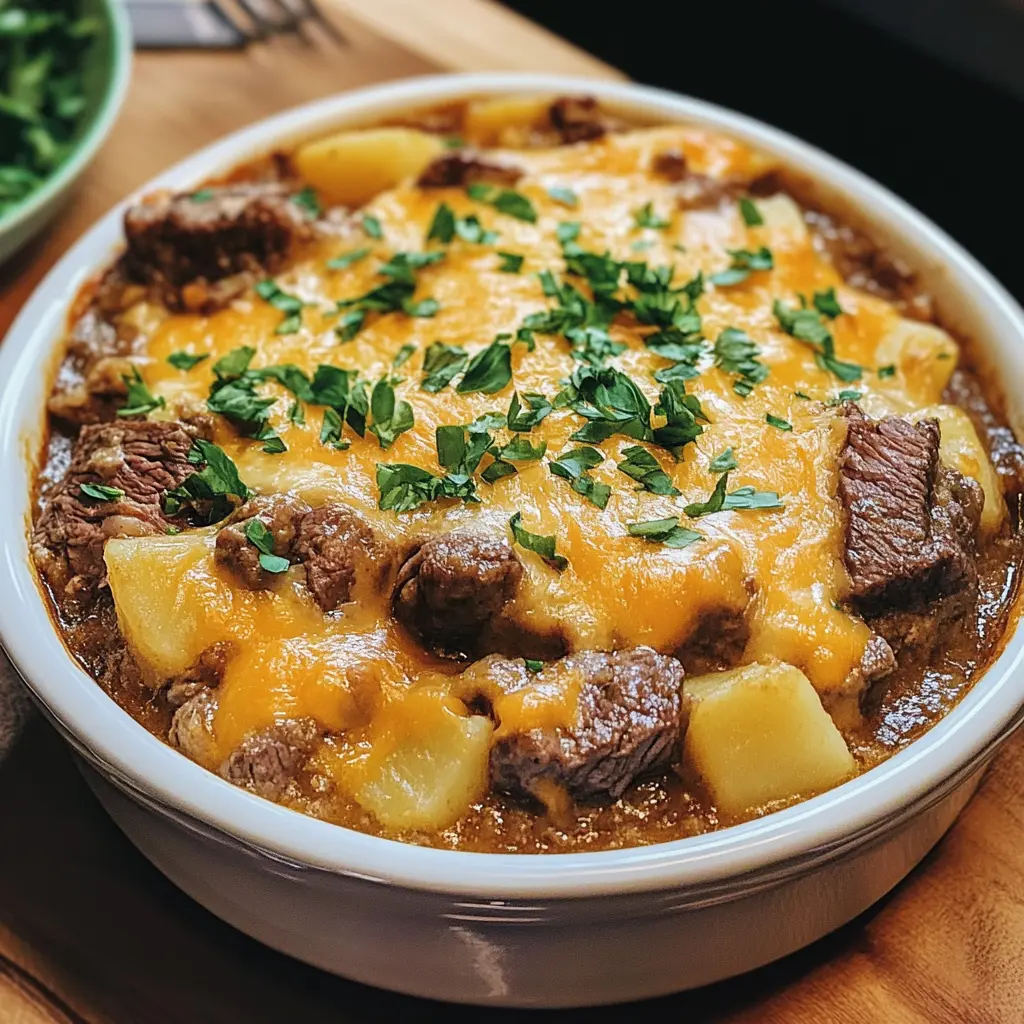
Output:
[
  {"xmin": 293, "ymin": 127, "xmax": 445, "ymax": 206},
  {"xmin": 755, "ymin": 194, "xmax": 809, "ymax": 243},
  {"xmin": 464, "ymin": 95, "xmax": 550, "ymax": 146},
  {"xmin": 105, "ymin": 534, "xmax": 215, "ymax": 679},
  {"xmin": 344, "ymin": 687, "xmax": 493, "ymax": 831},
  {"xmin": 913, "ymin": 403, "xmax": 1005, "ymax": 536},
  {"xmin": 874, "ymin": 318, "xmax": 959, "ymax": 403},
  {"xmin": 685, "ymin": 662, "xmax": 855, "ymax": 816}
]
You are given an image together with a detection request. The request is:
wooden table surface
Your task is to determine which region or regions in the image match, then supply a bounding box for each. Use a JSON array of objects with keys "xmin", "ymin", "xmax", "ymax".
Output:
[{"xmin": 1, "ymin": 3, "xmax": 1022, "ymax": 1020}]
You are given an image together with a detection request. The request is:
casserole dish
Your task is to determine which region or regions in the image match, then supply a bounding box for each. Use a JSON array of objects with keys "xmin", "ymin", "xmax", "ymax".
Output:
[{"xmin": 2, "ymin": 72, "xmax": 1023, "ymax": 1007}]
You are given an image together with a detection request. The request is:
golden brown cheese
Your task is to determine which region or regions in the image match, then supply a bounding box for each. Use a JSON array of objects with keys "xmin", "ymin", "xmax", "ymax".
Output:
[{"xmin": 106, "ymin": 123, "xmax": 965, "ymax": 793}]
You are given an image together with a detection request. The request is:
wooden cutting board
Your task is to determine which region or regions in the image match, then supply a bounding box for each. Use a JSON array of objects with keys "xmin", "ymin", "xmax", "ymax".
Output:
[{"xmin": 1, "ymin": 3, "xmax": 1022, "ymax": 1020}]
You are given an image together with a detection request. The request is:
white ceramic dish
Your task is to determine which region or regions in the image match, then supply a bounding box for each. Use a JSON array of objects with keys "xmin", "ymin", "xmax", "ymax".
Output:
[{"xmin": 1, "ymin": 73, "xmax": 1023, "ymax": 1008}]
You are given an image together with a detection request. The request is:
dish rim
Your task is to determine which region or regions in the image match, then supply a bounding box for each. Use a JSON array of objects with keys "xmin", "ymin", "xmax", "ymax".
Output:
[
  {"xmin": 0, "ymin": 0, "xmax": 133, "ymax": 238},
  {"xmin": 2, "ymin": 70, "xmax": 1023, "ymax": 900}
]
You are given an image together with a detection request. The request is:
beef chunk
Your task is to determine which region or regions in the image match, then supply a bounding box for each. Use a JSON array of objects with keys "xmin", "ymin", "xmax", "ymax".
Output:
[
  {"xmin": 651, "ymin": 149, "xmax": 745, "ymax": 210},
  {"xmin": 489, "ymin": 648, "xmax": 688, "ymax": 803},
  {"xmin": 168, "ymin": 687, "xmax": 219, "ymax": 767},
  {"xmin": 122, "ymin": 182, "xmax": 313, "ymax": 312},
  {"xmin": 805, "ymin": 209, "xmax": 932, "ymax": 320},
  {"xmin": 292, "ymin": 503, "xmax": 390, "ymax": 612},
  {"xmin": 839, "ymin": 414, "xmax": 982, "ymax": 619},
  {"xmin": 393, "ymin": 530, "xmax": 522, "ymax": 653},
  {"xmin": 165, "ymin": 641, "xmax": 235, "ymax": 708},
  {"xmin": 417, "ymin": 151, "xmax": 523, "ymax": 188},
  {"xmin": 944, "ymin": 367, "xmax": 1024, "ymax": 501},
  {"xmin": 219, "ymin": 718, "xmax": 319, "ymax": 801},
  {"xmin": 548, "ymin": 96, "xmax": 609, "ymax": 144},
  {"xmin": 32, "ymin": 421, "xmax": 197, "ymax": 604},
  {"xmin": 214, "ymin": 494, "xmax": 311, "ymax": 590},
  {"xmin": 675, "ymin": 606, "xmax": 750, "ymax": 675}
]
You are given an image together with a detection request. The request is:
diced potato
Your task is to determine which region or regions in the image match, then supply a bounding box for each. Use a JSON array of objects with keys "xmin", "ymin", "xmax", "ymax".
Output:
[
  {"xmin": 464, "ymin": 95, "xmax": 550, "ymax": 146},
  {"xmin": 293, "ymin": 127, "xmax": 445, "ymax": 206},
  {"xmin": 347, "ymin": 688, "xmax": 494, "ymax": 831},
  {"xmin": 685, "ymin": 662, "xmax": 855, "ymax": 817},
  {"xmin": 875, "ymin": 318, "xmax": 959, "ymax": 402},
  {"xmin": 105, "ymin": 533, "xmax": 214, "ymax": 680},
  {"xmin": 913, "ymin": 403, "xmax": 1005, "ymax": 536},
  {"xmin": 754, "ymin": 194, "xmax": 809, "ymax": 244}
]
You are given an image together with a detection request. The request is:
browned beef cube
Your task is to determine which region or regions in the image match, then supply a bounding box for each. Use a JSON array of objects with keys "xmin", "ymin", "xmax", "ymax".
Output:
[
  {"xmin": 31, "ymin": 421, "xmax": 198, "ymax": 603},
  {"xmin": 393, "ymin": 530, "xmax": 522, "ymax": 654},
  {"xmin": 839, "ymin": 415, "xmax": 982, "ymax": 618},
  {"xmin": 417, "ymin": 151, "xmax": 523, "ymax": 188},
  {"xmin": 489, "ymin": 647, "xmax": 688, "ymax": 803},
  {"xmin": 214, "ymin": 494, "xmax": 312, "ymax": 590},
  {"xmin": 122, "ymin": 182, "xmax": 313, "ymax": 311}
]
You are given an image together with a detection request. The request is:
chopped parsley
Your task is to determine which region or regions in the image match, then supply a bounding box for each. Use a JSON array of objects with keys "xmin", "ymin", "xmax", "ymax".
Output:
[
  {"xmin": 290, "ymin": 187, "xmax": 321, "ymax": 218},
  {"xmin": 320, "ymin": 407, "xmax": 348, "ymax": 450},
  {"xmin": 497, "ymin": 251, "xmax": 524, "ymax": 273},
  {"xmin": 548, "ymin": 446, "xmax": 611, "ymax": 509},
  {"xmin": 118, "ymin": 367, "xmax": 165, "ymax": 418},
  {"xmin": 456, "ymin": 336, "xmax": 513, "ymax": 395},
  {"xmin": 392, "ymin": 343, "xmax": 416, "ymax": 371},
  {"xmin": 684, "ymin": 471, "xmax": 783, "ymax": 518},
  {"xmin": 167, "ymin": 351, "xmax": 209, "ymax": 371},
  {"xmin": 361, "ymin": 214, "xmax": 383, "ymax": 239},
  {"xmin": 426, "ymin": 202, "xmax": 499, "ymax": 245},
  {"xmin": 633, "ymin": 201, "xmax": 670, "ymax": 230},
  {"xmin": 878, "ymin": 364, "xmax": 896, "ymax": 379},
  {"xmin": 524, "ymin": 658, "xmax": 545, "ymax": 672},
  {"xmin": 421, "ymin": 341, "xmax": 469, "ymax": 393},
  {"xmin": 327, "ymin": 247, "xmax": 371, "ymax": 271},
  {"xmin": 466, "ymin": 182, "xmax": 537, "ymax": 223},
  {"xmin": 255, "ymin": 279, "xmax": 305, "ymax": 335},
  {"xmin": 738, "ymin": 197, "xmax": 763, "ymax": 227},
  {"xmin": 163, "ymin": 439, "xmax": 249, "ymax": 524},
  {"xmin": 766, "ymin": 413, "xmax": 792, "ymax": 431},
  {"xmin": 627, "ymin": 517, "xmax": 702, "ymax": 549},
  {"xmin": 244, "ymin": 519, "xmax": 290, "ymax": 573},
  {"xmin": 509, "ymin": 512, "xmax": 567, "ymax": 570},
  {"xmin": 708, "ymin": 448, "xmax": 738, "ymax": 472},
  {"xmin": 368, "ymin": 377, "xmax": 415, "ymax": 450},
  {"xmin": 836, "ymin": 389, "xmax": 863, "ymax": 402},
  {"xmin": 713, "ymin": 328, "xmax": 769, "ymax": 396},
  {"xmin": 773, "ymin": 298, "xmax": 862, "ymax": 382},
  {"xmin": 376, "ymin": 463, "xmax": 447, "ymax": 513},
  {"xmin": 335, "ymin": 250, "xmax": 443, "ymax": 340},
  {"xmin": 548, "ymin": 186, "xmax": 578, "ymax": 208},
  {"xmin": 617, "ymin": 445, "xmax": 680, "ymax": 495},
  {"xmin": 189, "ymin": 189, "xmax": 215, "ymax": 203},
  {"xmin": 709, "ymin": 246, "xmax": 774, "ymax": 287},
  {"xmin": 79, "ymin": 483, "xmax": 124, "ymax": 503},
  {"xmin": 813, "ymin": 287, "xmax": 843, "ymax": 319},
  {"xmin": 506, "ymin": 391, "xmax": 552, "ymax": 431}
]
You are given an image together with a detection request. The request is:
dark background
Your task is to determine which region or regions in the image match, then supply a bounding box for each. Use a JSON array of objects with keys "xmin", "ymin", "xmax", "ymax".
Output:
[{"xmin": 503, "ymin": 0, "xmax": 1022, "ymax": 301}]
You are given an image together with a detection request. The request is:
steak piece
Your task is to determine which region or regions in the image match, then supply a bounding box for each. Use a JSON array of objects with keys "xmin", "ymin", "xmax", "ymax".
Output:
[
  {"xmin": 214, "ymin": 494, "xmax": 312, "ymax": 589},
  {"xmin": 165, "ymin": 641, "xmax": 235, "ymax": 708},
  {"xmin": 122, "ymin": 182, "xmax": 313, "ymax": 312},
  {"xmin": 487, "ymin": 648, "xmax": 688, "ymax": 803},
  {"xmin": 219, "ymin": 718, "xmax": 320, "ymax": 801},
  {"xmin": 292, "ymin": 503, "xmax": 391, "ymax": 612},
  {"xmin": 31, "ymin": 420, "xmax": 197, "ymax": 604},
  {"xmin": 651, "ymin": 150, "xmax": 746, "ymax": 210},
  {"xmin": 168, "ymin": 687, "xmax": 219, "ymax": 767},
  {"xmin": 839, "ymin": 414, "xmax": 982, "ymax": 619},
  {"xmin": 417, "ymin": 151, "xmax": 523, "ymax": 188},
  {"xmin": 548, "ymin": 96, "xmax": 610, "ymax": 144},
  {"xmin": 805, "ymin": 208, "xmax": 932, "ymax": 321},
  {"xmin": 944, "ymin": 367, "xmax": 1024, "ymax": 502},
  {"xmin": 393, "ymin": 530, "xmax": 522, "ymax": 654},
  {"xmin": 675, "ymin": 605, "xmax": 751, "ymax": 675}
]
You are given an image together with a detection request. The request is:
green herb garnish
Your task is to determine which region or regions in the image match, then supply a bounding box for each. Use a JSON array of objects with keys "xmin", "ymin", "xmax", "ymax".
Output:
[
  {"xmin": 773, "ymin": 298, "xmax": 862, "ymax": 382},
  {"xmin": 421, "ymin": 341, "xmax": 468, "ymax": 393},
  {"xmin": 497, "ymin": 251, "xmax": 524, "ymax": 273},
  {"xmin": 368, "ymin": 377, "xmax": 414, "ymax": 450},
  {"xmin": 255, "ymin": 279, "xmax": 305, "ymax": 335},
  {"xmin": 162, "ymin": 439, "xmax": 249, "ymax": 524},
  {"xmin": 617, "ymin": 445, "xmax": 680, "ymax": 495},
  {"xmin": 456, "ymin": 336, "xmax": 513, "ymax": 395},
  {"xmin": 117, "ymin": 367, "xmax": 165, "ymax": 417},
  {"xmin": 766, "ymin": 413, "xmax": 792, "ymax": 431},
  {"xmin": 506, "ymin": 391, "xmax": 551, "ymax": 431},
  {"xmin": 713, "ymin": 327, "xmax": 769, "ymax": 397},
  {"xmin": 509, "ymin": 512, "xmax": 567, "ymax": 570},
  {"xmin": 633, "ymin": 201, "xmax": 670, "ymax": 230},
  {"xmin": 290, "ymin": 187, "xmax": 321, "ymax": 218},
  {"xmin": 627, "ymin": 517, "xmax": 702, "ymax": 548},
  {"xmin": 548, "ymin": 446, "xmax": 611, "ymax": 509},
  {"xmin": 708, "ymin": 448, "xmax": 738, "ymax": 473},
  {"xmin": 466, "ymin": 182, "xmax": 537, "ymax": 223},
  {"xmin": 167, "ymin": 351, "xmax": 209, "ymax": 371},
  {"xmin": 327, "ymin": 247, "xmax": 371, "ymax": 271},
  {"xmin": 244, "ymin": 518, "xmax": 290, "ymax": 573},
  {"xmin": 548, "ymin": 186, "xmax": 578, "ymax": 208},
  {"xmin": 79, "ymin": 482, "xmax": 124, "ymax": 503},
  {"xmin": 709, "ymin": 246, "xmax": 774, "ymax": 287},
  {"xmin": 684, "ymin": 471, "xmax": 784, "ymax": 518},
  {"xmin": 335, "ymin": 251, "xmax": 442, "ymax": 339},
  {"xmin": 361, "ymin": 214, "xmax": 383, "ymax": 239},
  {"xmin": 738, "ymin": 197, "xmax": 763, "ymax": 227}
]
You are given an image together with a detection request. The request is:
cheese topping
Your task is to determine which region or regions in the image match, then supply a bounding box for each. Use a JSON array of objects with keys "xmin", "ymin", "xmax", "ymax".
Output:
[{"xmin": 104, "ymin": 122, "xmax": 961, "ymax": 784}]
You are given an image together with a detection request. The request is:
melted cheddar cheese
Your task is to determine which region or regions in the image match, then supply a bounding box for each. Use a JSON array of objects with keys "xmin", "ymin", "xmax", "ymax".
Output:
[{"xmin": 101, "ymin": 115, "xmax": 969, "ymax": 822}]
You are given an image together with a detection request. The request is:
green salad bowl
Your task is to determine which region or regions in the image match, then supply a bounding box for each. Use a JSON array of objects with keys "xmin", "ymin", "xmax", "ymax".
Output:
[{"xmin": 0, "ymin": 0, "xmax": 132, "ymax": 265}]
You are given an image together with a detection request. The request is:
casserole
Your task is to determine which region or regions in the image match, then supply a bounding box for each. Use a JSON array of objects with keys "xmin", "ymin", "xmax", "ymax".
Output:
[{"xmin": 2, "ymin": 72, "xmax": 1023, "ymax": 1006}]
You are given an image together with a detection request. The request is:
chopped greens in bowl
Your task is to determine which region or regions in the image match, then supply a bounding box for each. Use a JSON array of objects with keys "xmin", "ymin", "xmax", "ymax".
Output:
[{"xmin": 0, "ymin": 0, "xmax": 130, "ymax": 259}]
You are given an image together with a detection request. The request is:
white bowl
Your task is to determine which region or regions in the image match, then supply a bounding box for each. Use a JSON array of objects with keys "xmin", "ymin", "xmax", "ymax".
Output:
[{"xmin": 2, "ymin": 73, "xmax": 1023, "ymax": 1008}]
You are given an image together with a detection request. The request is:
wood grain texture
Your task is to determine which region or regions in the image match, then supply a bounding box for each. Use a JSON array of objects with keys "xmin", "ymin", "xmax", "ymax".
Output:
[{"xmin": 0, "ymin": 2, "xmax": 1021, "ymax": 1020}]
